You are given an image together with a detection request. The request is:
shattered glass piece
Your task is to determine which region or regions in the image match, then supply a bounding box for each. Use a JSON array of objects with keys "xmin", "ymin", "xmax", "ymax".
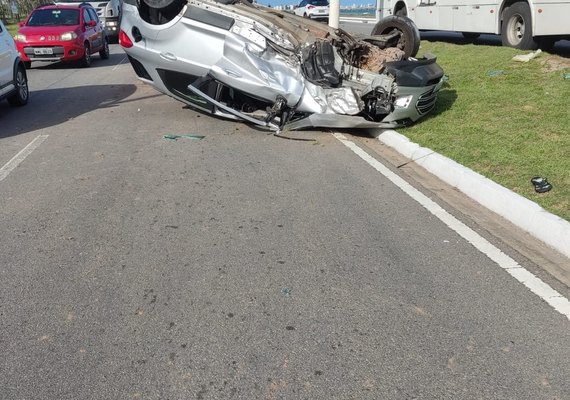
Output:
[
  {"xmin": 487, "ymin": 70, "xmax": 504, "ymax": 77},
  {"xmin": 163, "ymin": 134, "xmax": 205, "ymax": 141}
]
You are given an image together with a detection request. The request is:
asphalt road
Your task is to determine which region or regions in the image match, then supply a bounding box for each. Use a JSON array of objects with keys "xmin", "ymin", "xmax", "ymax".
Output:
[{"xmin": 1, "ymin": 45, "xmax": 569, "ymax": 399}]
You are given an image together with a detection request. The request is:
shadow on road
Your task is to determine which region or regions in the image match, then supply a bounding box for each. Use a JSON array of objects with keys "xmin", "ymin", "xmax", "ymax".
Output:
[{"xmin": 0, "ymin": 83, "xmax": 138, "ymax": 138}]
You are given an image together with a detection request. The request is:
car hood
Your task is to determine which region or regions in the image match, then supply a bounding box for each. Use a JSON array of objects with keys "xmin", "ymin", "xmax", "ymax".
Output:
[{"xmin": 19, "ymin": 26, "xmax": 79, "ymax": 38}]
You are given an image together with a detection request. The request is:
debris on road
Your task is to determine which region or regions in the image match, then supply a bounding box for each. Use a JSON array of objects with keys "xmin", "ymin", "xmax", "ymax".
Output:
[
  {"xmin": 487, "ymin": 70, "xmax": 504, "ymax": 77},
  {"xmin": 512, "ymin": 49, "xmax": 542, "ymax": 63},
  {"xmin": 163, "ymin": 134, "xmax": 205, "ymax": 141},
  {"xmin": 531, "ymin": 176, "xmax": 552, "ymax": 193}
]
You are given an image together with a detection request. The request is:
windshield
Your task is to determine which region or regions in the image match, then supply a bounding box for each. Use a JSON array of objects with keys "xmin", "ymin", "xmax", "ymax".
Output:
[
  {"xmin": 26, "ymin": 9, "xmax": 80, "ymax": 26},
  {"xmin": 309, "ymin": 0, "xmax": 329, "ymax": 5}
]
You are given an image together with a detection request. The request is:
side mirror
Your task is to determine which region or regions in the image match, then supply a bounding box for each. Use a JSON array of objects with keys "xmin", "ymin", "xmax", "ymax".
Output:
[
  {"xmin": 18, "ymin": 21, "xmax": 24, "ymax": 27},
  {"xmin": 88, "ymin": 20, "xmax": 97, "ymax": 27}
]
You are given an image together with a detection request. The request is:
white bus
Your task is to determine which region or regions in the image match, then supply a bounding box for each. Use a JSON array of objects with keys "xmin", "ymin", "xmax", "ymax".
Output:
[{"xmin": 374, "ymin": 0, "xmax": 570, "ymax": 49}]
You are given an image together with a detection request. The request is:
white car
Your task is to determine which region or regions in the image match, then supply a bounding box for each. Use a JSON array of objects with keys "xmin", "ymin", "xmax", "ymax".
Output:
[
  {"xmin": 294, "ymin": 0, "xmax": 329, "ymax": 21},
  {"xmin": 0, "ymin": 19, "xmax": 28, "ymax": 106},
  {"xmin": 119, "ymin": 0, "xmax": 443, "ymax": 131}
]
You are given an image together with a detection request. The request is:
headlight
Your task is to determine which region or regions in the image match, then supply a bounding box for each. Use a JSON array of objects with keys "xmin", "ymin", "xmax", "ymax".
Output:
[
  {"xmin": 14, "ymin": 33, "xmax": 26, "ymax": 42},
  {"xmin": 106, "ymin": 21, "xmax": 117, "ymax": 27},
  {"xmin": 394, "ymin": 95, "xmax": 413, "ymax": 109},
  {"xmin": 60, "ymin": 32, "xmax": 78, "ymax": 41}
]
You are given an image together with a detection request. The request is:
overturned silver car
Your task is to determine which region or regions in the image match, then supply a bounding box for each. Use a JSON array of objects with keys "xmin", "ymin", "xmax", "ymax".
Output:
[{"xmin": 119, "ymin": 0, "xmax": 444, "ymax": 131}]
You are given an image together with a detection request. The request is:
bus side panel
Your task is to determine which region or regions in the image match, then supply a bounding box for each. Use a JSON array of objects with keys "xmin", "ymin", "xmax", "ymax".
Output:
[
  {"xmin": 452, "ymin": 5, "xmax": 499, "ymax": 34},
  {"xmin": 411, "ymin": 3, "xmax": 443, "ymax": 30},
  {"xmin": 411, "ymin": 2, "xmax": 454, "ymax": 31},
  {"xmin": 532, "ymin": 2, "xmax": 570, "ymax": 36}
]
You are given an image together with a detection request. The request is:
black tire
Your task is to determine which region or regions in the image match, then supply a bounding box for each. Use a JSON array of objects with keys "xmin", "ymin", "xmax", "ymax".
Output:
[
  {"xmin": 501, "ymin": 2, "xmax": 538, "ymax": 50},
  {"xmin": 81, "ymin": 43, "xmax": 92, "ymax": 67},
  {"xmin": 139, "ymin": 0, "xmax": 186, "ymax": 25},
  {"xmin": 142, "ymin": 0, "xmax": 177, "ymax": 7},
  {"xmin": 7, "ymin": 65, "xmax": 29, "ymax": 107},
  {"xmin": 23, "ymin": 61, "xmax": 32, "ymax": 69},
  {"xmin": 462, "ymin": 32, "xmax": 480, "ymax": 40},
  {"xmin": 99, "ymin": 37, "xmax": 110, "ymax": 59},
  {"xmin": 371, "ymin": 15, "xmax": 420, "ymax": 58}
]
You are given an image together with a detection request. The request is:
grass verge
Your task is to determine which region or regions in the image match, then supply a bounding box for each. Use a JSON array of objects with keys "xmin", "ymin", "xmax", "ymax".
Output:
[{"xmin": 403, "ymin": 41, "xmax": 570, "ymax": 221}]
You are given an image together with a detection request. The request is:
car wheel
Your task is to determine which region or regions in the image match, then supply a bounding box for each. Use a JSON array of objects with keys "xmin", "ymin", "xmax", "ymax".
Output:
[
  {"xmin": 23, "ymin": 61, "xmax": 32, "ymax": 69},
  {"xmin": 99, "ymin": 37, "xmax": 110, "ymax": 59},
  {"xmin": 138, "ymin": 0, "xmax": 186, "ymax": 25},
  {"xmin": 81, "ymin": 43, "xmax": 92, "ymax": 67},
  {"xmin": 501, "ymin": 2, "xmax": 538, "ymax": 50},
  {"xmin": 303, "ymin": 12, "xmax": 308, "ymax": 18},
  {"xmin": 462, "ymin": 32, "xmax": 480, "ymax": 40},
  {"xmin": 7, "ymin": 65, "xmax": 29, "ymax": 107},
  {"xmin": 371, "ymin": 15, "xmax": 420, "ymax": 58}
]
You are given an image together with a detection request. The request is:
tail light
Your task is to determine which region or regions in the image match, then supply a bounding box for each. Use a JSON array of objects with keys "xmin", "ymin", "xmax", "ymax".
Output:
[
  {"xmin": 308, "ymin": 5, "xmax": 315, "ymax": 9},
  {"xmin": 119, "ymin": 30, "xmax": 133, "ymax": 48}
]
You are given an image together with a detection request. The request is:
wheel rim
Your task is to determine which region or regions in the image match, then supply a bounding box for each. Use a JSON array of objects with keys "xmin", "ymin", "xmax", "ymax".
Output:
[
  {"xmin": 16, "ymin": 70, "xmax": 28, "ymax": 101},
  {"xmin": 507, "ymin": 13, "xmax": 525, "ymax": 45},
  {"xmin": 85, "ymin": 47, "xmax": 91, "ymax": 64}
]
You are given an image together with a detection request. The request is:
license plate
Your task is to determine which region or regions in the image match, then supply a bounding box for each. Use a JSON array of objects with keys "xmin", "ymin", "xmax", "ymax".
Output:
[
  {"xmin": 318, "ymin": 9, "xmax": 325, "ymax": 13},
  {"xmin": 34, "ymin": 48, "xmax": 53, "ymax": 55}
]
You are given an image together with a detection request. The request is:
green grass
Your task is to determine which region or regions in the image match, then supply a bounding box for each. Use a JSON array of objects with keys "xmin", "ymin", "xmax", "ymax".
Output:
[
  {"xmin": 6, "ymin": 23, "xmax": 18, "ymax": 36},
  {"xmin": 403, "ymin": 41, "xmax": 570, "ymax": 221}
]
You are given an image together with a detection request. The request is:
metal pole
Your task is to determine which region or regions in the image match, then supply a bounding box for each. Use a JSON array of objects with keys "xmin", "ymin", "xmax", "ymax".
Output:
[{"xmin": 329, "ymin": 0, "xmax": 339, "ymax": 29}]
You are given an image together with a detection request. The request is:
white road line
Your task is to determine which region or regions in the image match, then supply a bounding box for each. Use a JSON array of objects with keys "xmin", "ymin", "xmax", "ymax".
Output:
[
  {"xmin": 112, "ymin": 56, "xmax": 128, "ymax": 71},
  {"xmin": 0, "ymin": 135, "xmax": 49, "ymax": 182},
  {"xmin": 333, "ymin": 132, "xmax": 570, "ymax": 321}
]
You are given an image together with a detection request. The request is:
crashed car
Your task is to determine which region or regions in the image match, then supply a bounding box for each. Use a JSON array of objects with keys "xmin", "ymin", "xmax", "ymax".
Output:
[{"xmin": 119, "ymin": 0, "xmax": 444, "ymax": 131}]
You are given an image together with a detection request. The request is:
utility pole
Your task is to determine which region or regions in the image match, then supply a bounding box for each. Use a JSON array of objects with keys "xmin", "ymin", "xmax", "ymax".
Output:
[{"xmin": 328, "ymin": 0, "xmax": 339, "ymax": 29}]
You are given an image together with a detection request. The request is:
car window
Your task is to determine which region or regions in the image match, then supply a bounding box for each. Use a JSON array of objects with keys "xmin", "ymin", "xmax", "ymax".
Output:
[
  {"xmin": 27, "ymin": 9, "xmax": 80, "ymax": 26},
  {"xmin": 83, "ymin": 8, "xmax": 92, "ymax": 24},
  {"xmin": 299, "ymin": 1, "xmax": 306, "ymax": 7},
  {"xmin": 309, "ymin": 0, "xmax": 329, "ymax": 5},
  {"xmin": 87, "ymin": 8, "xmax": 99, "ymax": 22}
]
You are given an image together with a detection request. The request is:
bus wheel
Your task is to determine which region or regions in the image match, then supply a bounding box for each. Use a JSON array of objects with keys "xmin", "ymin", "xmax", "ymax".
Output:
[
  {"xmin": 501, "ymin": 2, "xmax": 538, "ymax": 50},
  {"xmin": 371, "ymin": 15, "xmax": 420, "ymax": 58}
]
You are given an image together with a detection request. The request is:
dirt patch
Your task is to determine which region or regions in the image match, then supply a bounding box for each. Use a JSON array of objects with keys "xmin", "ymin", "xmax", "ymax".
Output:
[{"xmin": 541, "ymin": 55, "xmax": 570, "ymax": 73}]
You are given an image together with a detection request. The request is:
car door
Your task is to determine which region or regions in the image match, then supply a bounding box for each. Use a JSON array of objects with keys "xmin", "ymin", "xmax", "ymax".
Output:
[
  {"xmin": 0, "ymin": 22, "xmax": 13, "ymax": 94},
  {"xmin": 82, "ymin": 8, "xmax": 100, "ymax": 52},
  {"xmin": 295, "ymin": 0, "xmax": 307, "ymax": 16},
  {"xmin": 87, "ymin": 8, "xmax": 104, "ymax": 49}
]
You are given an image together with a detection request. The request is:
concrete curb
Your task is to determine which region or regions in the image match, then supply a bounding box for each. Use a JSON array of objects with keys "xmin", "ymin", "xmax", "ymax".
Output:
[{"xmin": 378, "ymin": 130, "xmax": 570, "ymax": 259}]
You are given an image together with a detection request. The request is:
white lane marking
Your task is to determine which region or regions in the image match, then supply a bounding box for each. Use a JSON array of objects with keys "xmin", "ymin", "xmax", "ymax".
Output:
[
  {"xmin": 112, "ymin": 56, "xmax": 128, "ymax": 71},
  {"xmin": 0, "ymin": 135, "xmax": 49, "ymax": 182},
  {"xmin": 333, "ymin": 132, "xmax": 570, "ymax": 321}
]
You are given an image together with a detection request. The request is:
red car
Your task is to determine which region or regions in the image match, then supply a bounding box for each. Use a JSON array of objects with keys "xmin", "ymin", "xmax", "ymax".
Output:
[{"xmin": 14, "ymin": 3, "xmax": 110, "ymax": 68}]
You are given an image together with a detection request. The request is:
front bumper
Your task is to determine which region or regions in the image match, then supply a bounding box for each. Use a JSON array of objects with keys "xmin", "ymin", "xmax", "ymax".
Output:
[
  {"xmin": 18, "ymin": 42, "xmax": 85, "ymax": 62},
  {"xmin": 104, "ymin": 18, "xmax": 120, "ymax": 38}
]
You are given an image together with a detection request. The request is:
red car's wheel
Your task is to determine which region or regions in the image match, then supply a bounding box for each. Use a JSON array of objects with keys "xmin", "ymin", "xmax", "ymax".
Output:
[{"xmin": 81, "ymin": 44, "xmax": 92, "ymax": 67}]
